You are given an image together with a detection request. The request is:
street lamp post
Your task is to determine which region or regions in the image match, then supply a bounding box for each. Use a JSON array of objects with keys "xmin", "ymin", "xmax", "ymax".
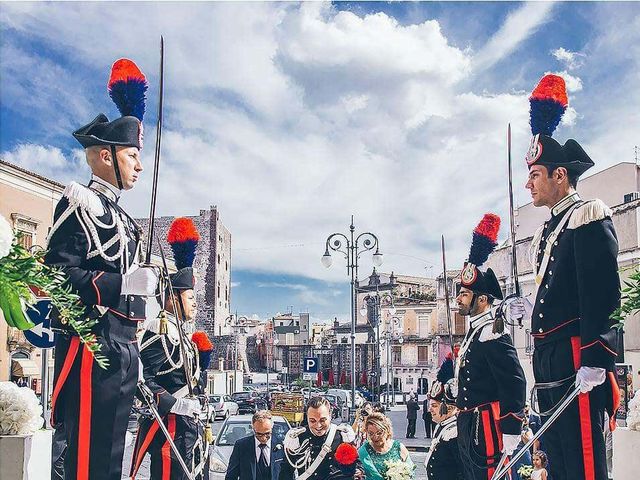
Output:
[
  {"xmin": 322, "ymin": 216, "xmax": 382, "ymax": 416},
  {"xmin": 380, "ymin": 316, "xmax": 403, "ymax": 408},
  {"xmin": 359, "ymin": 289, "xmax": 395, "ymax": 402},
  {"xmin": 225, "ymin": 313, "xmax": 249, "ymax": 372},
  {"xmin": 257, "ymin": 325, "xmax": 278, "ymax": 393}
]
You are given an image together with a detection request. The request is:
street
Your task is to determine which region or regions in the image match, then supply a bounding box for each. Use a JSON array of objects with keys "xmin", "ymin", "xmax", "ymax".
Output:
[{"xmin": 121, "ymin": 406, "xmax": 432, "ymax": 479}]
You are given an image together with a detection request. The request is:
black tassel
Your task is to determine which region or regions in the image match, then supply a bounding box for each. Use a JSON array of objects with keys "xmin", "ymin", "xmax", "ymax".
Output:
[{"xmin": 439, "ymin": 401, "xmax": 447, "ymax": 416}]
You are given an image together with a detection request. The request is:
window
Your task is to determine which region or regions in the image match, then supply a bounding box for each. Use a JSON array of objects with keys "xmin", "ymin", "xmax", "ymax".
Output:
[
  {"xmin": 217, "ymin": 283, "xmax": 220, "ymax": 298},
  {"xmin": 286, "ymin": 333, "xmax": 294, "ymax": 345},
  {"xmin": 226, "ymin": 261, "xmax": 228, "ymax": 271},
  {"xmin": 392, "ymin": 346, "xmax": 402, "ymax": 365},
  {"xmin": 217, "ymin": 254, "xmax": 221, "ymax": 264},
  {"xmin": 225, "ymin": 286, "xmax": 228, "ymax": 301},
  {"xmin": 418, "ymin": 346, "xmax": 429, "ymax": 364},
  {"xmin": 17, "ymin": 231, "xmax": 33, "ymax": 250}
]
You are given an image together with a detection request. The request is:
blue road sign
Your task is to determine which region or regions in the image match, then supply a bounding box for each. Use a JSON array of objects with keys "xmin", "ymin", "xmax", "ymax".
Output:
[
  {"xmin": 303, "ymin": 357, "xmax": 319, "ymax": 373},
  {"xmin": 23, "ymin": 299, "xmax": 56, "ymax": 349}
]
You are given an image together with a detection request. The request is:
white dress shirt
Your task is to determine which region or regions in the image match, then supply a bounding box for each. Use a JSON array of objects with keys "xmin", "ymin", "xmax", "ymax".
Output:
[{"xmin": 255, "ymin": 437, "xmax": 271, "ymax": 466}]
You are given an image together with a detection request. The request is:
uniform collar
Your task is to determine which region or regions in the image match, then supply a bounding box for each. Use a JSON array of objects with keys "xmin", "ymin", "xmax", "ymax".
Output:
[
  {"xmin": 440, "ymin": 415, "xmax": 457, "ymax": 428},
  {"xmin": 89, "ymin": 174, "xmax": 121, "ymax": 202},
  {"xmin": 551, "ymin": 192, "xmax": 581, "ymax": 217},
  {"xmin": 469, "ymin": 309, "xmax": 493, "ymax": 330}
]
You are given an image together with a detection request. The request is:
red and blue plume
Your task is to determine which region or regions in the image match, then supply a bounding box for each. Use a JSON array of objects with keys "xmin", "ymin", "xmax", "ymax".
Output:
[
  {"xmin": 192, "ymin": 331, "xmax": 213, "ymax": 352},
  {"xmin": 468, "ymin": 213, "xmax": 500, "ymax": 267},
  {"xmin": 436, "ymin": 357, "xmax": 454, "ymax": 384},
  {"xmin": 192, "ymin": 331, "xmax": 213, "ymax": 369},
  {"xmin": 167, "ymin": 217, "xmax": 200, "ymax": 270},
  {"xmin": 108, "ymin": 58, "xmax": 148, "ymax": 121},
  {"xmin": 529, "ymin": 74, "xmax": 568, "ymax": 137}
]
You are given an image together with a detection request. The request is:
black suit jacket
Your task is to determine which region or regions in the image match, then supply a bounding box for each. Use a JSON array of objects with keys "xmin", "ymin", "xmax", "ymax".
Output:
[{"xmin": 225, "ymin": 434, "xmax": 284, "ymax": 480}]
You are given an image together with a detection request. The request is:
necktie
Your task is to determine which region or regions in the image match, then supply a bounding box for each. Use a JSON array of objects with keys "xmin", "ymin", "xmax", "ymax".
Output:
[{"xmin": 259, "ymin": 443, "xmax": 268, "ymax": 468}]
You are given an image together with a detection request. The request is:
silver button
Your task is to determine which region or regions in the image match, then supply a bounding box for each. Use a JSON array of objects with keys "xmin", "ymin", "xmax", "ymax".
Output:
[
  {"xmin": 554, "ymin": 241, "xmax": 558, "ymax": 246},
  {"xmin": 550, "ymin": 256, "xmax": 555, "ymax": 262},
  {"xmin": 463, "ymin": 387, "xmax": 467, "ymax": 391},
  {"xmin": 540, "ymin": 299, "xmax": 544, "ymax": 304},
  {"xmin": 538, "ymin": 328, "xmax": 543, "ymax": 333},
  {"xmin": 466, "ymin": 378, "xmax": 470, "ymax": 381},
  {"xmin": 464, "ymin": 397, "xmax": 468, "ymax": 401},
  {"xmin": 539, "ymin": 313, "xmax": 544, "ymax": 318},
  {"xmin": 130, "ymin": 311, "xmax": 135, "ymax": 317},
  {"xmin": 549, "ymin": 271, "xmax": 553, "ymax": 275},
  {"xmin": 545, "ymin": 284, "xmax": 549, "ymax": 289}
]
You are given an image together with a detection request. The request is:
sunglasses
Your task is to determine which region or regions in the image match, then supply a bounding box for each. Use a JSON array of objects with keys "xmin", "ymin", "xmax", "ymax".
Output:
[{"xmin": 254, "ymin": 431, "xmax": 272, "ymax": 438}]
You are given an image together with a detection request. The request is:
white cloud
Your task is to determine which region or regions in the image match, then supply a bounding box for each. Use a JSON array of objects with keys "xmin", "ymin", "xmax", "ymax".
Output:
[
  {"xmin": 473, "ymin": 2, "xmax": 556, "ymax": 72},
  {"xmin": 2, "ymin": 144, "xmax": 88, "ymax": 183},
  {"xmin": 1, "ymin": 1, "xmax": 637, "ymax": 292},
  {"xmin": 551, "ymin": 47, "xmax": 586, "ymax": 70}
]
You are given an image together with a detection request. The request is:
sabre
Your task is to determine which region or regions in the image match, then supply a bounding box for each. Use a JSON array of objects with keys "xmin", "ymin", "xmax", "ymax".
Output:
[
  {"xmin": 441, "ymin": 235, "xmax": 454, "ymax": 354},
  {"xmin": 507, "ymin": 123, "xmax": 521, "ymax": 298},
  {"xmin": 145, "ymin": 36, "xmax": 164, "ymax": 264},
  {"xmin": 490, "ymin": 386, "xmax": 581, "ymax": 480},
  {"xmin": 137, "ymin": 382, "xmax": 195, "ymax": 480}
]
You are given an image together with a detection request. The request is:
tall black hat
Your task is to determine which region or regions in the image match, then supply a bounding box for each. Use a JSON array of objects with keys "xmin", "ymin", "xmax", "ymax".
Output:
[
  {"xmin": 167, "ymin": 217, "xmax": 200, "ymax": 291},
  {"xmin": 73, "ymin": 59, "xmax": 148, "ymax": 189},
  {"xmin": 526, "ymin": 74, "xmax": 594, "ymax": 176},
  {"xmin": 459, "ymin": 214, "xmax": 503, "ymax": 300}
]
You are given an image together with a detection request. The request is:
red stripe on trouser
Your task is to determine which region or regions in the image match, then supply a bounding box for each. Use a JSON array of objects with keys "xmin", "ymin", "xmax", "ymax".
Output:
[
  {"xmin": 130, "ymin": 421, "xmax": 161, "ymax": 479},
  {"xmin": 482, "ymin": 409, "xmax": 495, "ymax": 480},
  {"xmin": 77, "ymin": 345, "xmax": 94, "ymax": 479},
  {"xmin": 571, "ymin": 336, "xmax": 595, "ymax": 480},
  {"xmin": 161, "ymin": 414, "xmax": 177, "ymax": 480},
  {"xmin": 50, "ymin": 336, "xmax": 81, "ymax": 425}
]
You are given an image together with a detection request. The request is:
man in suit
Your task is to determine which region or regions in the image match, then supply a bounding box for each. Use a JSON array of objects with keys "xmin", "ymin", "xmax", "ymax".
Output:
[
  {"xmin": 405, "ymin": 395, "xmax": 420, "ymax": 438},
  {"xmin": 422, "ymin": 396, "xmax": 433, "ymax": 439},
  {"xmin": 226, "ymin": 410, "xmax": 284, "ymax": 480}
]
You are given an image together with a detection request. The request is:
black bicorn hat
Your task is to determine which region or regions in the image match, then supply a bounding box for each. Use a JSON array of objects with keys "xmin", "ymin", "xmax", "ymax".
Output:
[
  {"xmin": 73, "ymin": 114, "xmax": 143, "ymax": 150},
  {"xmin": 526, "ymin": 74, "xmax": 594, "ymax": 176},
  {"xmin": 459, "ymin": 214, "xmax": 504, "ymax": 301},
  {"xmin": 73, "ymin": 59, "xmax": 147, "ymax": 150},
  {"xmin": 429, "ymin": 356, "xmax": 457, "ymax": 405}
]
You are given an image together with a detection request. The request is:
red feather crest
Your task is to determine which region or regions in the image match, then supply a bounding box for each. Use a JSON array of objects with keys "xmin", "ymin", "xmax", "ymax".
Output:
[
  {"xmin": 108, "ymin": 58, "xmax": 146, "ymax": 86},
  {"xmin": 474, "ymin": 213, "xmax": 501, "ymax": 243},
  {"xmin": 192, "ymin": 331, "xmax": 213, "ymax": 352},
  {"xmin": 529, "ymin": 74, "xmax": 568, "ymax": 107},
  {"xmin": 167, "ymin": 217, "xmax": 200, "ymax": 244}
]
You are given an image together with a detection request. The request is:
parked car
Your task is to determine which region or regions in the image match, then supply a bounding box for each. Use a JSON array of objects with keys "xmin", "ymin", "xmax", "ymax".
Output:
[
  {"xmin": 209, "ymin": 394, "xmax": 240, "ymax": 420},
  {"xmin": 326, "ymin": 388, "xmax": 353, "ymax": 409},
  {"xmin": 230, "ymin": 391, "xmax": 268, "ymax": 414},
  {"xmin": 209, "ymin": 414, "xmax": 290, "ymax": 479}
]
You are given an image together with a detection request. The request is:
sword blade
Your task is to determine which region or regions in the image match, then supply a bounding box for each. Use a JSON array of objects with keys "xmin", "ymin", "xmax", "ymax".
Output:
[
  {"xmin": 507, "ymin": 123, "xmax": 520, "ymax": 297},
  {"xmin": 441, "ymin": 235, "xmax": 454, "ymax": 354},
  {"xmin": 145, "ymin": 36, "xmax": 165, "ymax": 264},
  {"xmin": 138, "ymin": 382, "xmax": 195, "ymax": 480},
  {"xmin": 490, "ymin": 386, "xmax": 581, "ymax": 480}
]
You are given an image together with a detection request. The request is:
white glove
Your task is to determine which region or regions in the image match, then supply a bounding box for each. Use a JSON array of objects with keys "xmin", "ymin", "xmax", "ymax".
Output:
[
  {"xmin": 121, "ymin": 265, "xmax": 159, "ymax": 297},
  {"xmin": 502, "ymin": 433, "xmax": 521, "ymax": 455},
  {"xmin": 575, "ymin": 366, "xmax": 606, "ymax": 394},
  {"xmin": 508, "ymin": 296, "xmax": 532, "ymax": 323},
  {"xmin": 170, "ymin": 397, "xmax": 201, "ymax": 417}
]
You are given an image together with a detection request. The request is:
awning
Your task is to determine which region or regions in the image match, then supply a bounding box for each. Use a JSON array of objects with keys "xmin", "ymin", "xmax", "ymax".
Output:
[{"xmin": 11, "ymin": 358, "xmax": 40, "ymax": 377}]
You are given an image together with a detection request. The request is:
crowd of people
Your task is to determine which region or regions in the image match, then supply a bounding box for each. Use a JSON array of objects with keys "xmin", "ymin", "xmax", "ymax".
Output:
[{"xmin": 40, "ymin": 50, "xmax": 621, "ymax": 480}]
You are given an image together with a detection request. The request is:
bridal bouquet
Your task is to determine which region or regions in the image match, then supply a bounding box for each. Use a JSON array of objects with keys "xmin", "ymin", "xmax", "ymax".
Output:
[
  {"xmin": 0, "ymin": 382, "xmax": 44, "ymax": 435},
  {"xmin": 384, "ymin": 459, "xmax": 415, "ymax": 480}
]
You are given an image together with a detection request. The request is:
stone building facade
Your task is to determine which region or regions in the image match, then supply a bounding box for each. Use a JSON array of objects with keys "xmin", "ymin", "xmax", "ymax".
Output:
[
  {"xmin": 137, "ymin": 205, "xmax": 231, "ymax": 339},
  {"xmin": 0, "ymin": 159, "xmax": 64, "ymax": 398}
]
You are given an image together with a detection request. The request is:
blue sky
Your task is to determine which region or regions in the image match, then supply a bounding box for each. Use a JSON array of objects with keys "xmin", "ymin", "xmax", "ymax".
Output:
[{"xmin": 1, "ymin": 1, "xmax": 638, "ymax": 321}]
